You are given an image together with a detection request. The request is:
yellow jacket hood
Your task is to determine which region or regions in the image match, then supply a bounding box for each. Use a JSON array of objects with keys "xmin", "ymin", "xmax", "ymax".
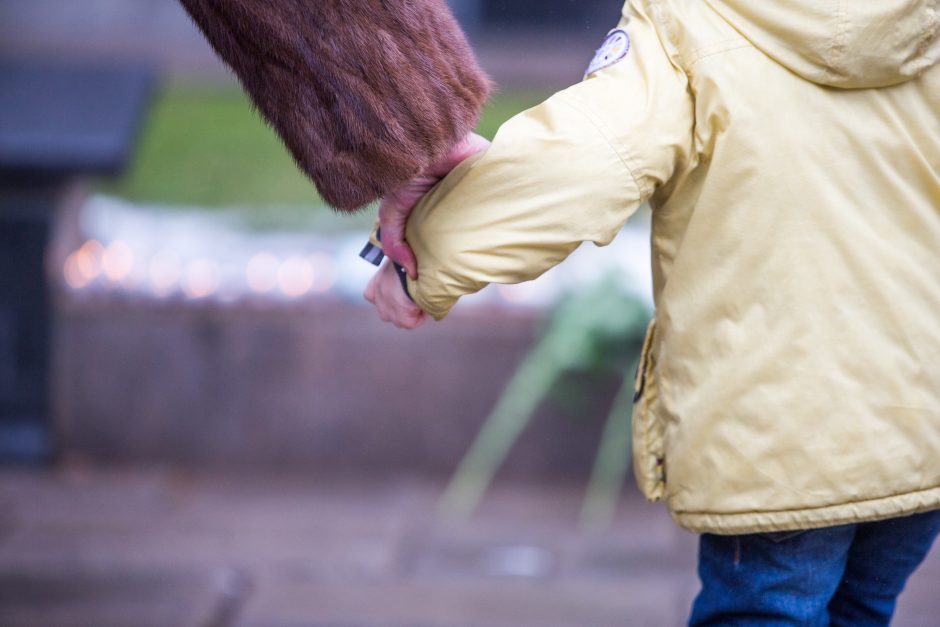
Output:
[{"xmin": 706, "ymin": 0, "xmax": 940, "ymax": 87}]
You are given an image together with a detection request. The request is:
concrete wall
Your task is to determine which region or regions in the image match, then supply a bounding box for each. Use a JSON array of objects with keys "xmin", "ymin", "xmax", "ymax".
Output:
[{"xmin": 53, "ymin": 295, "xmax": 623, "ymax": 480}]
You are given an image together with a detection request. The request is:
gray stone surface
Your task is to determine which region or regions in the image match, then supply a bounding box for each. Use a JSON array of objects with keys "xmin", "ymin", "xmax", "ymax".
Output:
[{"xmin": 0, "ymin": 468, "xmax": 936, "ymax": 627}]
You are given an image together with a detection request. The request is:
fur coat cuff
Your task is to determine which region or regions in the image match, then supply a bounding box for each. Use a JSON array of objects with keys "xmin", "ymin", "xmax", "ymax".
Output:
[{"xmin": 180, "ymin": 0, "xmax": 491, "ymax": 211}]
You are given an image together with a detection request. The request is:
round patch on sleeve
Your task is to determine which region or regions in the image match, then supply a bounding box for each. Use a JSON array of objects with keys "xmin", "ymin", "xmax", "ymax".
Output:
[{"xmin": 584, "ymin": 29, "xmax": 631, "ymax": 77}]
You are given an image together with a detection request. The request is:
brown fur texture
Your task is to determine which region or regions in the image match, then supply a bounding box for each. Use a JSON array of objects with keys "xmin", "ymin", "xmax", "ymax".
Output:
[{"xmin": 180, "ymin": 0, "xmax": 491, "ymax": 212}]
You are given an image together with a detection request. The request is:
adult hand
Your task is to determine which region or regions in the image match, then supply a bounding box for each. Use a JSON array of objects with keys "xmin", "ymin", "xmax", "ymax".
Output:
[
  {"xmin": 377, "ymin": 132, "xmax": 491, "ymax": 279},
  {"xmin": 363, "ymin": 260, "xmax": 427, "ymax": 330}
]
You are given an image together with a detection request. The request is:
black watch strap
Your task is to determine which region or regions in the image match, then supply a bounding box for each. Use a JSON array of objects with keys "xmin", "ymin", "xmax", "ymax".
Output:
[{"xmin": 359, "ymin": 227, "xmax": 413, "ymax": 301}]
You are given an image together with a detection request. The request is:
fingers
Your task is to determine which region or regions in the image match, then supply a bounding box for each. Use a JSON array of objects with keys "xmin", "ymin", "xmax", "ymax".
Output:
[
  {"xmin": 428, "ymin": 132, "xmax": 491, "ymax": 177},
  {"xmin": 393, "ymin": 306, "xmax": 427, "ymax": 330},
  {"xmin": 385, "ymin": 242, "xmax": 418, "ymax": 279},
  {"xmin": 364, "ymin": 261, "xmax": 427, "ymax": 330},
  {"xmin": 435, "ymin": 135, "xmax": 473, "ymax": 175},
  {"xmin": 363, "ymin": 272, "xmax": 377, "ymax": 304},
  {"xmin": 378, "ymin": 194, "xmax": 419, "ymax": 278},
  {"xmin": 408, "ymin": 310, "xmax": 428, "ymax": 329}
]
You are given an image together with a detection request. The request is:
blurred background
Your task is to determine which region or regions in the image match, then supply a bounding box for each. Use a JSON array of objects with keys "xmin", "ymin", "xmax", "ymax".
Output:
[{"xmin": 0, "ymin": 1, "xmax": 936, "ymax": 626}]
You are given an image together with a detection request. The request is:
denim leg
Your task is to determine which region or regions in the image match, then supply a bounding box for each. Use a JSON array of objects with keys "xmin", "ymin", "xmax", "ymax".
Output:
[
  {"xmin": 828, "ymin": 509, "xmax": 940, "ymax": 627},
  {"xmin": 689, "ymin": 525, "xmax": 856, "ymax": 626}
]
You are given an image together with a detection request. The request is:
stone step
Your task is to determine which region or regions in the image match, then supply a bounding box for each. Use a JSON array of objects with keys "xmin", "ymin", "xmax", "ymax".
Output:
[{"xmin": 1, "ymin": 469, "xmax": 937, "ymax": 627}]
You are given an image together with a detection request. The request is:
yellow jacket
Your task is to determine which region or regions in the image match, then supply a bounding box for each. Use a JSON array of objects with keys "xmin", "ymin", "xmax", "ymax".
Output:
[{"xmin": 403, "ymin": 0, "xmax": 940, "ymax": 534}]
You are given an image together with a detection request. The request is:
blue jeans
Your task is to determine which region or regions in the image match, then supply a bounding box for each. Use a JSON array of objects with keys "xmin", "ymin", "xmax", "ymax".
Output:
[{"xmin": 689, "ymin": 509, "xmax": 940, "ymax": 626}]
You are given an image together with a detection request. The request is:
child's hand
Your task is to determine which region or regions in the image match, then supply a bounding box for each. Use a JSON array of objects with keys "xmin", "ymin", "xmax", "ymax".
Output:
[
  {"xmin": 378, "ymin": 132, "xmax": 490, "ymax": 279},
  {"xmin": 363, "ymin": 260, "xmax": 427, "ymax": 330}
]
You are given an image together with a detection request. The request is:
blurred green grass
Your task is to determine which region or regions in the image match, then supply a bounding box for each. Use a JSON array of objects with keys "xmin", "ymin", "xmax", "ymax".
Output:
[{"xmin": 102, "ymin": 82, "xmax": 548, "ymax": 228}]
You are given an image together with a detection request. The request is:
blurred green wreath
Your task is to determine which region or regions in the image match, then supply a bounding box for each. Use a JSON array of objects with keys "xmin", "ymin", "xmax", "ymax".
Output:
[{"xmin": 439, "ymin": 271, "xmax": 651, "ymax": 528}]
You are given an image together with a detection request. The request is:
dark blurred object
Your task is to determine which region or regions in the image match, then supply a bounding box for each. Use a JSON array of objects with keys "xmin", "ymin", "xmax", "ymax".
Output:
[
  {"xmin": 0, "ymin": 60, "xmax": 152, "ymax": 463},
  {"xmin": 178, "ymin": 0, "xmax": 491, "ymax": 212},
  {"xmin": 0, "ymin": 62, "xmax": 152, "ymax": 175},
  {"xmin": 483, "ymin": 0, "xmax": 617, "ymax": 28}
]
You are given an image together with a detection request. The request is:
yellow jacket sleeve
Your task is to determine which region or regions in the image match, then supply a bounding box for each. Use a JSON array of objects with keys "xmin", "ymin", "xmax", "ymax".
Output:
[{"xmin": 405, "ymin": 2, "xmax": 694, "ymax": 319}]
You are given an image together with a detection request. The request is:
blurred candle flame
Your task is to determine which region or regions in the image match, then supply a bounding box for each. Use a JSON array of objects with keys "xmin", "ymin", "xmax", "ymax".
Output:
[
  {"xmin": 149, "ymin": 249, "xmax": 182, "ymax": 294},
  {"xmin": 102, "ymin": 241, "xmax": 134, "ymax": 282},
  {"xmin": 278, "ymin": 256, "xmax": 314, "ymax": 298},
  {"xmin": 246, "ymin": 252, "xmax": 279, "ymax": 294},
  {"xmin": 308, "ymin": 253, "xmax": 337, "ymax": 293},
  {"xmin": 182, "ymin": 259, "xmax": 219, "ymax": 299}
]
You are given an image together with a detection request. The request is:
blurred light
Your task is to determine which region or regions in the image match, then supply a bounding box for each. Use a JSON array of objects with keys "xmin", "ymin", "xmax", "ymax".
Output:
[
  {"xmin": 496, "ymin": 284, "xmax": 526, "ymax": 303},
  {"xmin": 63, "ymin": 252, "xmax": 92, "ymax": 289},
  {"xmin": 481, "ymin": 545, "xmax": 555, "ymax": 578},
  {"xmin": 246, "ymin": 252, "xmax": 279, "ymax": 294},
  {"xmin": 308, "ymin": 252, "xmax": 337, "ymax": 293},
  {"xmin": 495, "ymin": 280, "xmax": 559, "ymax": 306},
  {"xmin": 149, "ymin": 250, "xmax": 182, "ymax": 294},
  {"xmin": 102, "ymin": 241, "xmax": 134, "ymax": 282},
  {"xmin": 278, "ymin": 256, "xmax": 314, "ymax": 298},
  {"xmin": 182, "ymin": 259, "xmax": 219, "ymax": 299},
  {"xmin": 72, "ymin": 239, "xmax": 104, "ymax": 283}
]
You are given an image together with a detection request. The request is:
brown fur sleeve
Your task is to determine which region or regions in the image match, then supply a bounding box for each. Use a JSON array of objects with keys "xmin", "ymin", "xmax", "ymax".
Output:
[{"xmin": 179, "ymin": 0, "xmax": 491, "ymax": 212}]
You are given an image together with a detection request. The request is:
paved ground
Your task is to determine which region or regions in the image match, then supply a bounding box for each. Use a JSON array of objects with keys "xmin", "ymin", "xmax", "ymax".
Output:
[{"xmin": 0, "ymin": 467, "xmax": 937, "ymax": 627}]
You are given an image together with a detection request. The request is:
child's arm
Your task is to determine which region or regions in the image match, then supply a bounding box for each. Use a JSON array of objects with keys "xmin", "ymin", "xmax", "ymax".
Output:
[{"xmin": 400, "ymin": 4, "xmax": 694, "ymax": 321}]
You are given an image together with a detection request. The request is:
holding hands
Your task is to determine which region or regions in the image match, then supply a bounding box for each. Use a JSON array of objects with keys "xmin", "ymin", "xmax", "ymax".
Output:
[{"xmin": 363, "ymin": 132, "xmax": 490, "ymax": 329}]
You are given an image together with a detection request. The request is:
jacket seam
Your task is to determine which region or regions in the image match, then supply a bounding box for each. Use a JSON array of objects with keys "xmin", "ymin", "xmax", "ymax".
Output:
[
  {"xmin": 641, "ymin": 0, "xmax": 696, "ymax": 205},
  {"xmin": 689, "ymin": 40, "xmax": 754, "ymax": 68},
  {"xmin": 914, "ymin": 2, "xmax": 939, "ymax": 61},
  {"xmin": 674, "ymin": 484, "xmax": 940, "ymax": 518},
  {"xmin": 645, "ymin": 0, "xmax": 680, "ymax": 60},
  {"xmin": 688, "ymin": 36, "xmax": 747, "ymax": 62},
  {"xmin": 555, "ymin": 93, "xmax": 650, "ymax": 199},
  {"xmin": 634, "ymin": 319, "xmax": 665, "ymax": 498}
]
